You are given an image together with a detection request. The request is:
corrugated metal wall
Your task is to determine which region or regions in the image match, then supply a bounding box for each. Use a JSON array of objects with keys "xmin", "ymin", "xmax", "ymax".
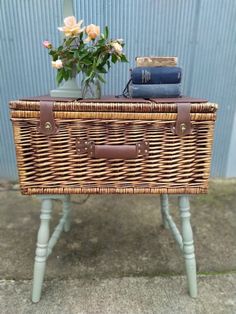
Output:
[{"xmin": 1, "ymin": 0, "xmax": 235, "ymax": 180}]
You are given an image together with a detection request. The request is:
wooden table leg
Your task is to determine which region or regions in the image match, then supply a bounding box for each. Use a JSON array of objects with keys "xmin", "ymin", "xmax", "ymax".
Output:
[
  {"xmin": 63, "ymin": 195, "xmax": 71, "ymax": 232},
  {"xmin": 178, "ymin": 195, "xmax": 197, "ymax": 298},
  {"xmin": 31, "ymin": 195, "xmax": 72, "ymax": 302},
  {"xmin": 160, "ymin": 194, "xmax": 169, "ymax": 229},
  {"xmin": 32, "ymin": 199, "xmax": 52, "ymax": 303}
]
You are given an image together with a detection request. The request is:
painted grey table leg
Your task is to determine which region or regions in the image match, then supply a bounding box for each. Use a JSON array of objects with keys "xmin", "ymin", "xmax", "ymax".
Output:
[
  {"xmin": 178, "ymin": 195, "xmax": 197, "ymax": 298},
  {"xmin": 63, "ymin": 195, "xmax": 71, "ymax": 232},
  {"xmin": 32, "ymin": 199, "xmax": 52, "ymax": 303},
  {"xmin": 160, "ymin": 194, "xmax": 169, "ymax": 228}
]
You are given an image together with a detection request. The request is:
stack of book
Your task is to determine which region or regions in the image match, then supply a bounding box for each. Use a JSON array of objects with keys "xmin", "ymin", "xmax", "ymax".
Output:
[{"xmin": 129, "ymin": 57, "xmax": 182, "ymax": 98}]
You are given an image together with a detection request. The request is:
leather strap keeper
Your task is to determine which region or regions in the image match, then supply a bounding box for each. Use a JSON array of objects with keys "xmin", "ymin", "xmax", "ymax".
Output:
[
  {"xmin": 174, "ymin": 103, "xmax": 192, "ymax": 136},
  {"xmin": 37, "ymin": 100, "xmax": 193, "ymax": 137},
  {"xmin": 37, "ymin": 101, "xmax": 58, "ymax": 135}
]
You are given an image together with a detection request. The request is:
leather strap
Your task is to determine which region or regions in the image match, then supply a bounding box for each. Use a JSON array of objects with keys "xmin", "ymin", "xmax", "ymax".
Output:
[
  {"xmin": 95, "ymin": 144, "xmax": 137, "ymax": 159},
  {"xmin": 36, "ymin": 100, "xmax": 193, "ymax": 137},
  {"xmin": 174, "ymin": 103, "xmax": 192, "ymax": 136},
  {"xmin": 37, "ymin": 101, "xmax": 58, "ymax": 135},
  {"xmin": 76, "ymin": 139, "xmax": 149, "ymax": 159}
]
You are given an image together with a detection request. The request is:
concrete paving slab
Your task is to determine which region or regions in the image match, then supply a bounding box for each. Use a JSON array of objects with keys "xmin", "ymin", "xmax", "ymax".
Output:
[{"xmin": 0, "ymin": 274, "xmax": 236, "ymax": 314}]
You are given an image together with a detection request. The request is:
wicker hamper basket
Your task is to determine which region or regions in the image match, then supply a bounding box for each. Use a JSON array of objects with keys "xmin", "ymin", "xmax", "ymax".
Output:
[{"xmin": 10, "ymin": 96, "xmax": 217, "ymax": 195}]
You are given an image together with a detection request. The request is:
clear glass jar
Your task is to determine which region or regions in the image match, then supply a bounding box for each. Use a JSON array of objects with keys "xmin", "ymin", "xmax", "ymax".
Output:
[{"xmin": 81, "ymin": 76, "xmax": 102, "ymax": 99}]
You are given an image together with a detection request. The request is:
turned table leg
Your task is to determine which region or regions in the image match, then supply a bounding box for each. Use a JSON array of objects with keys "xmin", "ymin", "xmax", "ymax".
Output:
[
  {"xmin": 32, "ymin": 199, "xmax": 52, "ymax": 303},
  {"xmin": 178, "ymin": 195, "xmax": 197, "ymax": 298},
  {"xmin": 32, "ymin": 195, "xmax": 72, "ymax": 302},
  {"xmin": 63, "ymin": 195, "xmax": 71, "ymax": 232},
  {"xmin": 160, "ymin": 194, "xmax": 169, "ymax": 229}
]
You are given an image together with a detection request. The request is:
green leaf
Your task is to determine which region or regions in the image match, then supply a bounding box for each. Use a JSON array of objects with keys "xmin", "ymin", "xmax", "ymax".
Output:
[
  {"xmin": 49, "ymin": 50, "xmax": 56, "ymax": 56},
  {"xmin": 49, "ymin": 50, "xmax": 59, "ymax": 61},
  {"xmin": 104, "ymin": 26, "xmax": 109, "ymax": 39},
  {"xmin": 120, "ymin": 54, "xmax": 129, "ymax": 62},
  {"xmin": 79, "ymin": 51, "xmax": 90, "ymax": 60},
  {"xmin": 99, "ymin": 54, "xmax": 110, "ymax": 67},
  {"xmin": 64, "ymin": 70, "xmax": 70, "ymax": 80},
  {"xmin": 64, "ymin": 65, "xmax": 71, "ymax": 71},
  {"xmin": 97, "ymin": 66, "xmax": 107, "ymax": 73},
  {"xmin": 92, "ymin": 57, "xmax": 97, "ymax": 68},
  {"xmin": 56, "ymin": 70, "xmax": 64, "ymax": 85},
  {"xmin": 57, "ymin": 45, "xmax": 64, "ymax": 51},
  {"xmin": 97, "ymin": 38, "xmax": 106, "ymax": 46},
  {"xmin": 77, "ymin": 63, "xmax": 81, "ymax": 72},
  {"xmin": 81, "ymin": 58, "xmax": 92, "ymax": 65},
  {"xmin": 65, "ymin": 37, "xmax": 75, "ymax": 47},
  {"xmin": 73, "ymin": 50, "xmax": 78, "ymax": 58},
  {"xmin": 111, "ymin": 54, "xmax": 118, "ymax": 63}
]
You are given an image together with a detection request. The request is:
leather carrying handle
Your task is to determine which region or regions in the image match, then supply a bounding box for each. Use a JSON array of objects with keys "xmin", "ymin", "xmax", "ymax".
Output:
[{"xmin": 76, "ymin": 139, "xmax": 149, "ymax": 159}]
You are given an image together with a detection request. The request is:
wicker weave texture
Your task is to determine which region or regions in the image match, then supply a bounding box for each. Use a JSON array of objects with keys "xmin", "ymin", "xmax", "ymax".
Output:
[
  {"xmin": 10, "ymin": 100, "xmax": 217, "ymax": 113},
  {"xmin": 12, "ymin": 116, "xmax": 215, "ymax": 195}
]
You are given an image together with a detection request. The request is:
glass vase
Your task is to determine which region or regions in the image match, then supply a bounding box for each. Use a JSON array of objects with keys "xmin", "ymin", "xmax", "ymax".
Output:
[{"xmin": 81, "ymin": 77, "xmax": 102, "ymax": 99}]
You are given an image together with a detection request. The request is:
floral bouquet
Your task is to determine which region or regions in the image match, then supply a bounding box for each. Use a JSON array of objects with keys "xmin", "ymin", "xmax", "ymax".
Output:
[{"xmin": 43, "ymin": 16, "xmax": 128, "ymax": 98}]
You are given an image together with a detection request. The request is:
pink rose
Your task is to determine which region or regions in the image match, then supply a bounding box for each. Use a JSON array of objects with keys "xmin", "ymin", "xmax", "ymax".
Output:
[{"xmin": 43, "ymin": 40, "xmax": 52, "ymax": 49}]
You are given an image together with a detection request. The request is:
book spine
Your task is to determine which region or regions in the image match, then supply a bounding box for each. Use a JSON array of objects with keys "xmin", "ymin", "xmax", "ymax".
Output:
[
  {"xmin": 136, "ymin": 57, "xmax": 178, "ymax": 67},
  {"xmin": 129, "ymin": 84, "xmax": 182, "ymax": 98},
  {"xmin": 131, "ymin": 67, "xmax": 182, "ymax": 84}
]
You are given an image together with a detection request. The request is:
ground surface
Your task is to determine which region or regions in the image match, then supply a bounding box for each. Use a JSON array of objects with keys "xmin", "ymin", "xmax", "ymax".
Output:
[{"xmin": 0, "ymin": 179, "xmax": 235, "ymax": 313}]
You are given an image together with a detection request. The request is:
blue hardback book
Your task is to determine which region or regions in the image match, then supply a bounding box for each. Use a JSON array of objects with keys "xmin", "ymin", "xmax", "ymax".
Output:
[
  {"xmin": 129, "ymin": 83, "xmax": 181, "ymax": 98},
  {"xmin": 131, "ymin": 67, "xmax": 182, "ymax": 84}
]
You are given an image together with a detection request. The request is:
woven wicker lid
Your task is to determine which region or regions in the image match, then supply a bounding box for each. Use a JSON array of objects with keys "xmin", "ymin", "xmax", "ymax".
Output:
[{"xmin": 9, "ymin": 95, "xmax": 217, "ymax": 113}]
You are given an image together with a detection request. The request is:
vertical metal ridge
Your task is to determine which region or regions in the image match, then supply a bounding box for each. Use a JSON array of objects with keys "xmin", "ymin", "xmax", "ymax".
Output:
[{"xmin": 1, "ymin": 0, "xmax": 236, "ymax": 179}]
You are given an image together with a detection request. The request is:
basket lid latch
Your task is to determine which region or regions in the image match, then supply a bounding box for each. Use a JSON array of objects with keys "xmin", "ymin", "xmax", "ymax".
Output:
[
  {"xmin": 173, "ymin": 102, "xmax": 192, "ymax": 136},
  {"xmin": 37, "ymin": 101, "xmax": 58, "ymax": 135}
]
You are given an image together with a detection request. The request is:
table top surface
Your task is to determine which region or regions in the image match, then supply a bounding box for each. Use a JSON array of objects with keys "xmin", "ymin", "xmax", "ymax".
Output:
[{"xmin": 17, "ymin": 95, "xmax": 208, "ymax": 104}]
